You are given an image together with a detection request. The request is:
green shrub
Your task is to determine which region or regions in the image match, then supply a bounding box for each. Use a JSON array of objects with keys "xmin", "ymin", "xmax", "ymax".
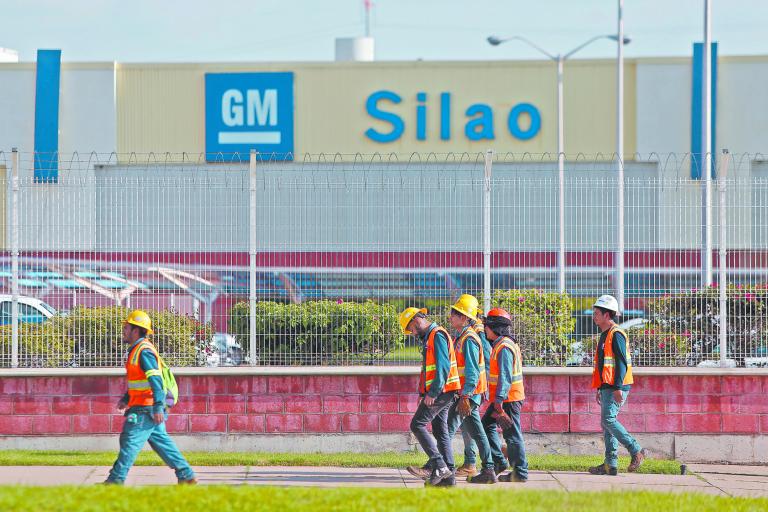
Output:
[
  {"xmin": 228, "ymin": 300, "xmax": 404, "ymax": 365},
  {"xmin": 0, "ymin": 306, "xmax": 213, "ymax": 368},
  {"xmin": 0, "ymin": 317, "xmax": 74, "ymax": 368},
  {"xmin": 489, "ymin": 289, "xmax": 576, "ymax": 366}
]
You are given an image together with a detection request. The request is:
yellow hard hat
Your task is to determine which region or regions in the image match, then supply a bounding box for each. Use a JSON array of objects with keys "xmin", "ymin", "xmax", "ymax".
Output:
[
  {"xmin": 123, "ymin": 309, "xmax": 153, "ymax": 334},
  {"xmin": 399, "ymin": 307, "xmax": 427, "ymax": 335},
  {"xmin": 451, "ymin": 294, "xmax": 479, "ymax": 321}
]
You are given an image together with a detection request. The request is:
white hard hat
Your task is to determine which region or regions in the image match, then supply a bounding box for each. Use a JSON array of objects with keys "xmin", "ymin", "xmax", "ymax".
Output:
[{"xmin": 593, "ymin": 295, "xmax": 619, "ymax": 313}]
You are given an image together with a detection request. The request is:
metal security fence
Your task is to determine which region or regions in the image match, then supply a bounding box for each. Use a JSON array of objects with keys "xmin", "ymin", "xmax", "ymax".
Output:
[{"xmin": 0, "ymin": 149, "xmax": 766, "ymax": 368}]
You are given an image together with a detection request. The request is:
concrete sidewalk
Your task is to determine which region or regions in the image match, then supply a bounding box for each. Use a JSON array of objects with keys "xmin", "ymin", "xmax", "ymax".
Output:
[{"xmin": 0, "ymin": 464, "xmax": 765, "ymax": 497}]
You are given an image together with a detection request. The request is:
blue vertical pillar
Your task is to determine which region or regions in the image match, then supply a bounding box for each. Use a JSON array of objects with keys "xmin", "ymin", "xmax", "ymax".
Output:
[
  {"xmin": 34, "ymin": 49, "xmax": 62, "ymax": 183},
  {"xmin": 690, "ymin": 42, "xmax": 717, "ymax": 180}
]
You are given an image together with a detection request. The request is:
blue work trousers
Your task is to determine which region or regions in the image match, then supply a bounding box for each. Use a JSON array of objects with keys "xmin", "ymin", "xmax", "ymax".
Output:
[
  {"xmin": 600, "ymin": 388, "xmax": 642, "ymax": 468},
  {"xmin": 482, "ymin": 400, "xmax": 528, "ymax": 480},
  {"xmin": 106, "ymin": 408, "xmax": 195, "ymax": 483},
  {"xmin": 447, "ymin": 399, "xmax": 493, "ymax": 470}
]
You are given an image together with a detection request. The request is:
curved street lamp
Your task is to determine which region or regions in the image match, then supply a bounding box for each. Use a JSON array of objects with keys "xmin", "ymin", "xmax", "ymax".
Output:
[{"xmin": 488, "ymin": 33, "xmax": 630, "ymax": 295}]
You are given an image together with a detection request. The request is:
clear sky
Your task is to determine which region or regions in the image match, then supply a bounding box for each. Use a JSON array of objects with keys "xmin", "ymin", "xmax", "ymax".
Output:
[{"xmin": 3, "ymin": 0, "xmax": 767, "ymax": 62}]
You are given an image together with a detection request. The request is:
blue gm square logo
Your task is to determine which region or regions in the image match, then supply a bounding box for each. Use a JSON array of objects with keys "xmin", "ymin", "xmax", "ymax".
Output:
[{"xmin": 205, "ymin": 72, "xmax": 294, "ymax": 162}]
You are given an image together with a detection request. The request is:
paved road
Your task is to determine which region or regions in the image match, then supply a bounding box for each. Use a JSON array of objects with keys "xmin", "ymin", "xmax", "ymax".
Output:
[{"xmin": 0, "ymin": 464, "xmax": 765, "ymax": 497}]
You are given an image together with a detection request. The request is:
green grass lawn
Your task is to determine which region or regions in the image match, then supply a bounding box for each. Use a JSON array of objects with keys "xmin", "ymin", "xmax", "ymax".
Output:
[
  {"xmin": 0, "ymin": 486, "xmax": 764, "ymax": 512},
  {"xmin": 0, "ymin": 451, "xmax": 681, "ymax": 474}
]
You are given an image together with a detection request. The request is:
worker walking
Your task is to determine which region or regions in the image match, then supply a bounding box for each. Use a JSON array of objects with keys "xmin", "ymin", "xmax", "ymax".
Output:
[
  {"xmin": 445, "ymin": 295, "xmax": 497, "ymax": 484},
  {"xmin": 482, "ymin": 308, "xmax": 528, "ymax": 483},
  {"xmin": 104, "ymin": 310, "xmax": 197, "ymax": 485},
  {"xmin": 400, "ymin": 307, "xmax": 462, "ymax": 487},
  {"xmin": 589, "ymin": 295, "xmax": 646, "ymax": 476},
  {"xmin": 460, "ymin": 309, "xmax": 492, "ymax": 473}
]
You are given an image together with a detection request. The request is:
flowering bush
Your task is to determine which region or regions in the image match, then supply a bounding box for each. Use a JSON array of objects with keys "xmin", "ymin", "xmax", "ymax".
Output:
[
  {"xmin": 490, "ymin": 289, "xmax": 576, "ymax": 366},
  {"xmin": 646, "ymin": 284, "xmax": 768, "ymax": 366}
]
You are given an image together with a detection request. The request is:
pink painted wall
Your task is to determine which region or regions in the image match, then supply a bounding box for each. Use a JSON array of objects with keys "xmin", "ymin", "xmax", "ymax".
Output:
[{"xmin": 0, "ymin": 374, "xmax": 766, "ymax": 436}]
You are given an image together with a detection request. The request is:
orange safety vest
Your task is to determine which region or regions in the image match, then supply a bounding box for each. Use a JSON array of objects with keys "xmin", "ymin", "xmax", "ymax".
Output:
[
  {"xmin": 591, "ymin": 325, "xmax": 634, "ymax": 389},
  {"xmin": 418, "ymin": 326, "xmax": 462, "ymax": 395},
  {"xmin": 455, "ymin": 326, "xmax": 488, "ymax": 396},
  {"xmin": 488, "ymin": 336, "xmax": 525, "ymax": 402},
  {"xmin": 126, "ymin": 339, "xmax": 163, "ymax": 408}
]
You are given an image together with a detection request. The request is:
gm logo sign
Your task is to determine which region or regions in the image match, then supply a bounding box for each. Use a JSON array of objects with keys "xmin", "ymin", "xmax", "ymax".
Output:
[{"xmin": 205, "ymin": 72, "xmax": 294, "ymax": 161}]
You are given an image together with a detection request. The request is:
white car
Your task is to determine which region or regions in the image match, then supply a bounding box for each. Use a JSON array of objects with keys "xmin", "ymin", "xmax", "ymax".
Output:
[
  {"xmin": 205, "ymin": 333, "xmax": 244, "ymax": 367},
  {"xmin": 0, "ymin": 295, "xmax": 57, "ymax": 325},
  {"xmin": 618, "ymin": 317, "xmax": 648, "ymax": 330}
]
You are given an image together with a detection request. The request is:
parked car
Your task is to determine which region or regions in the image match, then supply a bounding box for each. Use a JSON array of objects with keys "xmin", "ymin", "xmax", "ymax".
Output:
[
  {"xmin": 566, "ymin": 309, "xmax": 647, "ymax": 366},
  {"xmin": 0, "ymin": 295, "xmax": 57, "ymax": 325},
  {"xmin": 617, "ymin": 317, "xmax": 648, "ymax": 331},
  {"xmin": 205, "ymin": 333, "xmax": 244, "ymax": 367}
]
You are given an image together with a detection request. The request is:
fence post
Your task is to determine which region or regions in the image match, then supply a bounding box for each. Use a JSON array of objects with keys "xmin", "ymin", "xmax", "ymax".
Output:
[
  {"xmin": 249, "ymin": 150, "xmax": 258, "ymax": 366},
  {"xmin": 483, "ymin": 150, "xmax": 493, "ymax": 314},
  {"xmin": 616, "ymin": 156, "xmax": 625, "ymax": 313},
  {"xmin": 718, "ymin": 149, "xmax": 730, "ymax": 367},
  {"xmin": 10, "ymin": 148, "xmax": 19, "ymax": 369}
]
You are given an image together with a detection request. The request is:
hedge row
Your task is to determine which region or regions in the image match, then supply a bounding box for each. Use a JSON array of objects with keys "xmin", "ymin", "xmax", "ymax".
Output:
[
  {"xmin": 228, "ymin": 300, "xmax": 402, "ymax": 365},
  {"xmin": 6, "ymin": 286, "xmax": 764, "ymax": 368},
  {"xmin": 0, "ymin": 306, "xmax": 213, "ymax": 368}
]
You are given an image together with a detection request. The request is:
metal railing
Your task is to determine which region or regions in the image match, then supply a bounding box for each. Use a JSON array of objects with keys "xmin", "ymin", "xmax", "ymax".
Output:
[{"xmin": 0, "ymin": 149, "xmax": 766, "ymax": 368}]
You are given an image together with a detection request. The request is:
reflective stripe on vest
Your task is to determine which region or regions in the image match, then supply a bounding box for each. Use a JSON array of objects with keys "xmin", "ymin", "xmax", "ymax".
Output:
[
  {"xmin": 454, "ymin": 326, "xmax": 488, "ymax": 396},
  {"xmin": 126, "ymin": 340, "xmax": 160, "ymax": 407},
  {"xmin": 488, "ymin": 336, "xmax": 525, "ymax": 402},
  {"xmin": 591, "ymin": 326, "xmax": 634, "ymax": 389},
  {"xmin": 418, "ymin": 326, "xmax": 462, "ymax": 395}
]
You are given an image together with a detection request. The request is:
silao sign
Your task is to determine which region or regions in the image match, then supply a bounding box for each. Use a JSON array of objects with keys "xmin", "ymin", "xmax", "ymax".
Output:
[{"xmin": 364, "ymin": 90, "xmax": 541, "ymax": 143}]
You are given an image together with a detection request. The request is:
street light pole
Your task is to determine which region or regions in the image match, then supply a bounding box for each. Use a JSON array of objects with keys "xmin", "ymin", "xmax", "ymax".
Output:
[
  {"xmin": 616, "ymin": 0, "xmax": 626, "ymax": 313},
  {"xmin": 557, "ymin": 55, "xmax": 566, "ymax": 294},
  {"xmin": 702, "ymin": 0, "xmax": 713, "ymax": 287}
]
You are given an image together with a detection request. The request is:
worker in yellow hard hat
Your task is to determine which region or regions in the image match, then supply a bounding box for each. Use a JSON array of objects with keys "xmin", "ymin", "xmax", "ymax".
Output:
[
  {"xmin": 105, "ymin": 310, "xmax": 196, "ymax": 485},
  {"xmin": 399, "ymin": 307, "xmax": 461, "ymax": 487},
  {"xmin": 465, "ymin": 300, "xmax": 493, "ymax": 475},
  {"xmin": 445, "ymin": 294, "xmax": 497, "ymax": 484}
]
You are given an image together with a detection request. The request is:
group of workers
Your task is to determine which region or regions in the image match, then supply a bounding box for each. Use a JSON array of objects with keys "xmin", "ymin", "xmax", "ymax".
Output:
[
  {"xmin": 398, "ymin": 293, "xmax": 646, "ymax": 487},
  {"xmin": 105, "ymin": 291, "xmax": 645, "ymax": 487}
]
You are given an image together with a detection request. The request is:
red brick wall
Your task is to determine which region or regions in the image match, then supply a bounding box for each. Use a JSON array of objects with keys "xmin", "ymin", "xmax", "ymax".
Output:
[{"xmin": 1, "ymin": 373, "xmax": 766, "ymax": 436}]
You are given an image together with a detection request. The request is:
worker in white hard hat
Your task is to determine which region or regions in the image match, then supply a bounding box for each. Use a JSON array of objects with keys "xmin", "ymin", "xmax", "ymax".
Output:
[{"xmin": 588, "ymin": 295, "xmax": 646, "ymax": 476}]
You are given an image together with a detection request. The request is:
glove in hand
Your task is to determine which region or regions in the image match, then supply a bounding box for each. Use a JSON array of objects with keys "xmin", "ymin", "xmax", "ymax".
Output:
[
  {"xmin": 457, "ymin": 395, "xmax": 473, "ymax": 417},
  {"xmin": 492, "ymin": 401, "xmax": 513, "ymax": 430}
]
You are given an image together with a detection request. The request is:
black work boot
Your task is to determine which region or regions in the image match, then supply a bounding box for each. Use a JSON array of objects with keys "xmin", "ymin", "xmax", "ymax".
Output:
[
  {"xmin": 498, "ymin": 472, "xmax": 528, "ymax": 483},
  {"xmin": 467, "ymin": 467, "xmax": 498, "ymax": 484},
  {"xmin": 588, "ymin": 463, "xmax": 618, "ymax": 476},
  {"xmin": 426, "ymin": 466, "xmax": 453, "ymax": 486},
  {"xmin": 433, "ymin": 475, "xmax": 456, "ymax": 487},
  {"xmin": 494, "ymin": 461, "xmax": 509, "ymax": 475}
]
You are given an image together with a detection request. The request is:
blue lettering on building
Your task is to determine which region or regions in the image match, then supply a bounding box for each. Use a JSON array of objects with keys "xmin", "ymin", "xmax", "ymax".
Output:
[
  {"xmin": 508, "ymin": 103, "xmax": 541, "ymax": 141},
  {"xmin": 205, "ymin": 72, "xmax": 294, "ymax": 162},
  {"xmin": 364, "ymin": 91, "xmax": 404, "ymax": 143},
  {"xmin": 465, "ymin": 104, "xmax": 495, "ymax": 141},
  {"xmin": 364, "ymin": 90, "xmax": 541, "ymax": 143}
]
